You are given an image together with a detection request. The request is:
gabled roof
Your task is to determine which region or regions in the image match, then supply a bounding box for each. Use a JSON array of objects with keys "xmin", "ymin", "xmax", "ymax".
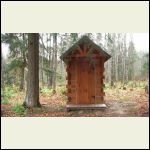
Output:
[{"xmin": 60, "ymin": 35, "xmax": 111, "ymax": 62}]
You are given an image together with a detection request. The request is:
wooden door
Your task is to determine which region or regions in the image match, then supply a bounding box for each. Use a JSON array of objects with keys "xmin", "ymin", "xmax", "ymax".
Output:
[
  {"xmin": 77, "ymin": 58, "xmax": 95, "ymax": 104},
  {"xmin": 88, "ymin": 62, "xmax": 95, "ymax": 104}
]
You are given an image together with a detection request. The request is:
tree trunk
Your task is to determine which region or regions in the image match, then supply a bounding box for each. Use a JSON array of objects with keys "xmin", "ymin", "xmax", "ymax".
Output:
[
  {"xmin": 115, "ymin": 52, "xmax": 118, "ymax": 82},
  {"xmin": 122, "ymin": 55, "xmax": 125, "ymax": 85},
  {"xmin": 123, "ymin": 34, "xmax": 128, "ymax": 85},
  {"xmin": 110, "ymin": 34, "xmax": 115, "ymax": 87},
  {"xmin": 19, "ymin": 33, "xmax": 27, "ymax": 91},
  {"xmin": 1, "ymin": 45, "xmax": 5, "ymax": 96},
  {"xmin": 41, "ymin": 48, "xmax": 44, "ymax": 87},
  {"xmin": 52, "ymin": 33, "xmax": 57, "ymax": 93},
  {"xmin": 111, "ymin": 57, "xmax": 114, "ymax": 86},
  {"xmin": 49, "ymin": 44, "xmax": 54, "ymax": 88},
  {"xmin": 48, "ymin": 34, "xmax": 52, "ymax": 88},
  {"xmin": 40, "ymin": 33, "xmax": 44, "ymax": 87},
  {"xmin": 60, "ymin": 60, "xmax": 63, "ymax": 77},
  {"xmin": 24, "ymin": 33, "xmax": 41, "ymax": 108},
  {"xmin": 19, "ymin": 65, "xmax": 25, "ymax": 91},
  {"xmin": 48, "ymin": 53, "xmax": 51, "ymax": 88}
]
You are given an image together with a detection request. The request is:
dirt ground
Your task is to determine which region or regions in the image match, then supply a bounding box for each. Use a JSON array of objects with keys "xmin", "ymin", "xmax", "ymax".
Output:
[{"xmin": 1, "ymin": 88, "xmax": 149, "ymax": 117}]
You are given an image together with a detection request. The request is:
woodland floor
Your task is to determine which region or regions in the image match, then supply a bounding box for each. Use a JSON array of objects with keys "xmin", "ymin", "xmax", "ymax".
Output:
[{"xmin": 1, "ymin": 87, "xmax": 149, "ymax": 117}]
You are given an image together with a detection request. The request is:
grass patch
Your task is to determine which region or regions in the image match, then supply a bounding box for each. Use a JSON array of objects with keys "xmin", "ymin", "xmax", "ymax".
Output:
[
  {"xmin": 4, "ymin": 86, "xmax": 16, "ymax": 98},
  {"xmin": 104, "ymin": 83, "xmax": 110, "ymax": 90},
  {"xmin": 1, "ymin": 86, "xmax": 17, "ymax": 105},
  {"xmin": 57, "ymin": 86, "xmax": 67, "ymax": 96},
  {"xmin": 57, "ymin": 86, "xmax": 68, "ymax": 101},
  {"xmin": 121, "ymin": 95, "xmax": 130, "ymax": 101},
  {"xmin": 40, "ymin": 87, "xmax": 53, "ymax": 96},
  {"xmin": 12, "ymin": 104, "xmax": 26, "ymax": 115},
  {"xmin": 2, "ymin": 98, "xmax": 9, "ymax": 104}
]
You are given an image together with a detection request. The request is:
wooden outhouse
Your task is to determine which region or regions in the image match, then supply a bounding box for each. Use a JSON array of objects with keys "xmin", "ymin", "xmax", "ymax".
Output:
[{"xmin": 60, "ymin": 36, "xmax": 111, "ymax": 110}]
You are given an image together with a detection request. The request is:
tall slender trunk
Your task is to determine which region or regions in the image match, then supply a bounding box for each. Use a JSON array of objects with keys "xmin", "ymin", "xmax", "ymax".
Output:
[
  {"xmin": 46, "ymin": 33, "xmax": 49, "ymax": 87},
  {"xmin": 1, "ymin": 45, "xmax": 5, "ymax": 96},
  {"xmin": 50, "ymin": 47, "xmax": 54, "ymax": 87},
  {"xmin": 41, "ymin": 48, "xmax": 44, "ymax": 87},
  {"xmin": 19, "ymin": 65, "xmax": 25, "ymax": 91},
  {"xmin": 52, "ymin": 33, "xmax": 57, "ymax": 93},
  {"xmin": 48, "ymin": 50, "xmax": 51, "ymax": 88},
  {"xmin": 40, "ymin": 33, "xmax": 44, "ymax": 87},
  {"xmin": 111, "ymin": 56, "xmax": 114, "ymax": 86},
  {"xmin": 48, "ymin": 34, "xmax": 52, "ymax": 88},
  {"xmin": 125, "ymin": 59, "xmax": 128, "ymax": 83},
  {"xmin": 110, "ymin": 34, "xmax": 115, "ymax": 86},
  {"xmin": 60, "ymin": 60, "xmax": 63, "ymax": 77},
  {"xmin": 24, "ymin": 33, "xmax": 40, "ymax": 108},
  {"xmin": 19, "ymin": 34, "xmax": 26, "ymax": 91},
  {"xmin": 123, "ymin": 34, "xmax": 128, "ymax": 85},
  {"xmin": 122, "ymin": 56, "xmax": 125, "ymax": 85},
  {"xmin": 115, "ymin": 52, "xmax": 118, "ymax": 82}
]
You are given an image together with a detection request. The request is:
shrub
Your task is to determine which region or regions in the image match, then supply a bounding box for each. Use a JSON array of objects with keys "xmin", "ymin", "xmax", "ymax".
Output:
[
  {"xmin": 12, "ymin": 104, "xmax": 26, "ymax": 115},
  {"xmin": 4, "ymin": 86, "xmax": 16, "ymax": 99},
  {"xmin": 1, "ymin": 86, "xmax": 17, "ymax": 105},
  {"xmin": 2, "ymin": 98, "xmax": 9, "ymax": 104},
  {"xmin": 104, "ymin": 83, "xmax": 110, "ymax": 90},
  {"xmin": 57, "ymin": 86, "xmax": 67, "ymax": 96},
  {"xmin": 40, "ymin": 87, "xmax": 53, "ymax": 96}
]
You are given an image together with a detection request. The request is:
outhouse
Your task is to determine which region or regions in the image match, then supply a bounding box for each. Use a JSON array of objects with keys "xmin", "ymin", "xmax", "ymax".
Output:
[{"xmin": 60, "ymin": 35, "xmax": 111, "ymax": 110}]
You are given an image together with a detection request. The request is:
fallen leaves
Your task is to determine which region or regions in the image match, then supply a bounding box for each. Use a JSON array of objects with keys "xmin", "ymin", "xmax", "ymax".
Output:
[{"xmin": 1, "ymin": 87, "xmax": 149, "ymax": 117}]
